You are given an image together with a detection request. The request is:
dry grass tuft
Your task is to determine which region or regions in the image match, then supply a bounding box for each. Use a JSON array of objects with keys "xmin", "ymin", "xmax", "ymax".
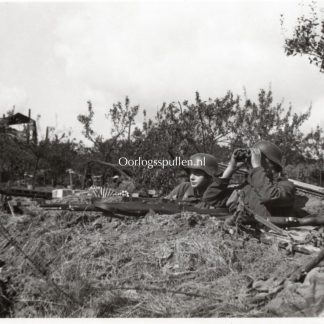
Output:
[{"xmin": 0, "ymin": 202, "xmax": 310, "ymax": 317}]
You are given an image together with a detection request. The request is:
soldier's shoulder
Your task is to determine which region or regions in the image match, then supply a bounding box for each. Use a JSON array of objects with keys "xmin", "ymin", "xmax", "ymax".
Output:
[
  {"xmin": 174, "ymin": 182, "xmax": 191, "ymax": 191},
  {"xmin": 278, "ymin": 176, "xmax": 296, "ymax": 190},
  {"xmin": 165, "ymin": 182, "xmax": 191, "ymax": 200}
]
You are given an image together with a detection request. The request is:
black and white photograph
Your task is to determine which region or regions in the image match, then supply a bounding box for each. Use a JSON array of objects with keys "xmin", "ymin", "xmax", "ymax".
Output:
[{"xmin": 1, "ymin": 0, "xmax": 324, "ymax": 319}]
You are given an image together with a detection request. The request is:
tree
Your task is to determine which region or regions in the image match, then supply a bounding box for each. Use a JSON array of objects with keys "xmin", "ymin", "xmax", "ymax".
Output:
[
  {"xmin": 77, "ymin": 89, "xmax": 313, "ymax": 193},
  {"xmin": 77, "ymin": 100, "xmax": 96, "ymax": 143},
  {"xmin": 301, "ymin": 125, "xmax": 324, "ymax": 185},
  {"xmin": 108, "ymin": 96, "xmax": 139, "ymax": 142},
  {"xmin": 281, "ymin": 2, "xmax": 324, "ymax": 185},
  {"xmin": 78, "ymin": 97, "xmax": 139, "ymax": 161},
  {"xmin": 0, "ymin": 134, "xmax": 31, "ymax": 183},
  {"xmin": 125, "ymin": 89, "xmax": 311, "ymax": 192},
  {"xmin": 232, "ymin": 89, "xmax": 311, "ymax": 164},
  {"xmin": 282, "ymin": 2, "xmax": 324, "ymax": 72},
  {"xmin": 149, "ymin": 91, "xmax": 241, "ymax": 159},
  {"xmin": 40, "ymin": 137, "xmax": 84, "ymax": 187}
]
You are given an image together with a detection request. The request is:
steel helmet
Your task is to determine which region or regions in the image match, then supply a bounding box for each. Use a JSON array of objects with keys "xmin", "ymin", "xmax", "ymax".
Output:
[
  {"xmin": 187, "ymin": 153, "xmax": 218, "ymax": 177},
  {"xmin": 253, "ymin": 140, "xmax": 283, "ymax": 169}
]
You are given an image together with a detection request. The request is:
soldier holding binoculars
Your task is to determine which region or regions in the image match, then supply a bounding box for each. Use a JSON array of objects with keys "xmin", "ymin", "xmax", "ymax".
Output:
[{"xmin": 204, "ymin": 141, "xmax": 296, "ymax": 219}]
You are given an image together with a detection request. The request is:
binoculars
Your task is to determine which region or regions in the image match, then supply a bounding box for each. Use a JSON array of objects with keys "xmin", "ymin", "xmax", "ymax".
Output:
[{"xmin": 234, "ymin": 148, "xmax": 251, "ymax": 162}]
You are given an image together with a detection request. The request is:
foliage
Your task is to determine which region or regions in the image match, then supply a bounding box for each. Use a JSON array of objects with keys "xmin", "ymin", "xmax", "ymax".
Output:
[
  {"xmin": 77, "ymin": 101, "xmax": 96, "ymax": 142},
  {"xmin": 281, "ymin": 2, "xmax": 324, "ymax": 184},
  {"xmin": 77, "ymin": 90, "xmax": 312, "ymax": 192},
  {"xmin": 0, "ymin": 88, "xmax": 319, "ymax": 190},
  {"xmin": 0, "ymin": 134, "xmax": 33, "ymax": 182},
  {"xmin": 282, "ymin": 2, "xmax": 324, "ymax": 72},
  {"xmin": 0, "ymin": 111, "xmax": 86, "ymax": 187},
  {"xmin": 151, "ymin": 91, "xmax": 240, "ymax": 157},
  {"xmin": 0, "ymin": 110, "xmax": 34, "ymax": 182},
  {"xmin": 38, "ymin": 138, "xmax": 83, "ymax": 187},
  {"xmin": 77, "ymin": 98, "xmax": 139, "ymax": 161},
  {"xmin": 232, "ymin": 89, "xmax": 311, "ymax": 164},
  {"xmin": 303, "ymin": 125, "xmax": 324, "ymax": 159},
  {"xmin": 108, "ymin": 96, "xmax": 139, "ymax": 141},
  {"xmin": 295, "ymin": 126, "xmax": 324, "ymax": 186}
]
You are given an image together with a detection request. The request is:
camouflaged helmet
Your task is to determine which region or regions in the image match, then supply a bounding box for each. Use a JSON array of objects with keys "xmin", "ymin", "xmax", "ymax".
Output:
[
  {"xmin": 187, "ymin": 153, "xmax": 218, "ymax": 178},
  {"xmin": 253, "ymin": 141, "xmax": 283, "ymax": 169}
]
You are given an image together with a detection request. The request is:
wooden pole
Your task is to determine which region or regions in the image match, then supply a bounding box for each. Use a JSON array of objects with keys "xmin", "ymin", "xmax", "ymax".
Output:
[
  {"xmin": 320, "ymin": 154, "xmax": 323, "ymax": 187},
  {"xmin": 27, "ymin": 108, "xmax": 31, "ymax": 144},
  {"xmin": 69, "ymin": 170, "xmax": 73, "ymax": 189},
  {"xmin": 45, "ymin": 126, "xmax": 49, "ymax": 141}
]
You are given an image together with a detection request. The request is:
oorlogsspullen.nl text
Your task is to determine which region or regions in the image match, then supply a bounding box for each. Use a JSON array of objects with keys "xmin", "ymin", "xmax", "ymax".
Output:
[{"xmin": 118, "ymin": 156, "xmax": 205, "ymax": 169}]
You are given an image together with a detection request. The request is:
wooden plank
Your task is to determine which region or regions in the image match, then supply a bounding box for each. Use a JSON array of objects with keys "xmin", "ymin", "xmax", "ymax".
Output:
[
  {"xmin": 289, "ymin": 179, "xmax": 324, "ymax": 196},
  {"xmin": 0, "ymin": 187, "xmax": 52, "ymax": 199}
]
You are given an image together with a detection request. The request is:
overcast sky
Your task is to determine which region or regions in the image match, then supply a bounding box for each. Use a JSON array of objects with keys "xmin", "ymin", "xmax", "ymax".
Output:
[{"xmin": 1, "ymin": 0, "xmax": 324, "ymax": 141}]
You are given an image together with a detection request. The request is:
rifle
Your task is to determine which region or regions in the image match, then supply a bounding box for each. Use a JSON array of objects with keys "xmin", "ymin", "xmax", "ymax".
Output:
[
  {"xmin": 40, "ymin": 199, "xmax": 230, "ymax": 218},
  {"xmin": 39, "ymin": 203, "xmax": 98, "ymax": 212},
  {"xmin": 258, "ymin": 215, "xmax": 324, "ymax": 227},
  {"xmin": 244, "ymin": 246, "xmax": 324, "ymax": 306},
  {"xmin": 288, "ymin": 246, "xmax": 324, "ymax": 281},
  {"xmin": 94, "ymin": 200, "xmax": 230, "ymax": 217},
  {"xmin": 39, "ymin": 199, "xmax": 324, "ymax": 227}
]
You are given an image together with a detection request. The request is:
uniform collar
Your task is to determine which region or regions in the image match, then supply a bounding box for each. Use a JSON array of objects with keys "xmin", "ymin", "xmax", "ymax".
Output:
[{"xmin": 183, "ymin": 185, "xmax": 202, "ymax": 199}]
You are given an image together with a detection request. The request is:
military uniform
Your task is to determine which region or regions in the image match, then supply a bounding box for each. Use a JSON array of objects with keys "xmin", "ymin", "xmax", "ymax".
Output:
[
  {"xmin": 165, "ymin": 153, "xmax": 233, "ymax": 208},
  {"xmin": 165, "ymin": 177, "xmax": 232, "ymax": 208},
  {"xmin": 226, "ymin": 167, "xmax": 296, "ymax": 218},
  {"xmin": 215, "ymin": 141, "xmax": 296, "ymax": 219}
]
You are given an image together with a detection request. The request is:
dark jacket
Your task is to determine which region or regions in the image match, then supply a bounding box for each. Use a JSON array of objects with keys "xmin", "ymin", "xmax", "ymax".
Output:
[
  {"xmin": 166, "ymin": 177, "xmax": 231, "ymax": 208},
  {"xmin": 229, "ymin": 167, "xmax": 296, "ymax": 218}
]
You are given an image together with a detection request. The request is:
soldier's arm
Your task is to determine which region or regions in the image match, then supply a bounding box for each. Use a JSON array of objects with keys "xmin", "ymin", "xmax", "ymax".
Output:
[
  {"xmin": 248, "ymin": 167, "xmax": 295, "ymax": 207},
  {"xmin": 220, "ymin": 149, "xmax": 246, "ymax": 179},
  {"xmin": 201, "ymin": 177, "xmax": 231, "ymax": 207},
  {"xmin": 164, "ymin": 182, "xmax": 190, "ymax": 200}
]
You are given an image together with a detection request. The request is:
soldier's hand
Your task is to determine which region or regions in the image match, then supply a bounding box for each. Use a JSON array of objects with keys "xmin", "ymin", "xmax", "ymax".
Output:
[
  {"xmin": 229, "ymin": 149, "xmax": 245, "ymax": 169},
  {"xmin": 222, "ymin": 150, "xmax": 245, "ymax": 179},
  {"xmin": 251, "ymin": 148, "xmax": 262, "ymax": 168},
  {"xmin": 228, "ymin": 151, "xmax": 237, "ymax": 169}
]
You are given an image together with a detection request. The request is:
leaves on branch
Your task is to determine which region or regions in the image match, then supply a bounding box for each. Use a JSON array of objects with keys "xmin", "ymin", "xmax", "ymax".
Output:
[{"xmin": 282, "ymin": 2, "xmax": 324, "ymax": 72}]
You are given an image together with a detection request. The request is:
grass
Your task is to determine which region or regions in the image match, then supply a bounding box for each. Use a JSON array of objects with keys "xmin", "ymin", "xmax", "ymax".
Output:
[{"xmin": 0, "ymin": 197, "xmax": 312, "ymax": 317}]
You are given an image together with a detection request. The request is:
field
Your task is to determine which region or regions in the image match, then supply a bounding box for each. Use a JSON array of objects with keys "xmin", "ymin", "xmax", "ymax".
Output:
[{"xmin": 1, "ymin": 195, "xmax": 320, "ymax": 318}]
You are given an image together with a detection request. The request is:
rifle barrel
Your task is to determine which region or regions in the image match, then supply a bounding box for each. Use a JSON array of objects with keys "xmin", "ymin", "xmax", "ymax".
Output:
[
  {"xmin": 40, "ymin": 203, "xmax": 97, "ymax": 212},
  {"xmin": 39, "ymin": 199, "xmax": 324, "ymax": 227}
]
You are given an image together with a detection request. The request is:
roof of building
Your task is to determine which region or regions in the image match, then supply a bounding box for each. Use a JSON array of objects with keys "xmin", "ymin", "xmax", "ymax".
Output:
[{"xmin": 0, "ymin": 112, "xmax": 35, "ymax": 126}]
